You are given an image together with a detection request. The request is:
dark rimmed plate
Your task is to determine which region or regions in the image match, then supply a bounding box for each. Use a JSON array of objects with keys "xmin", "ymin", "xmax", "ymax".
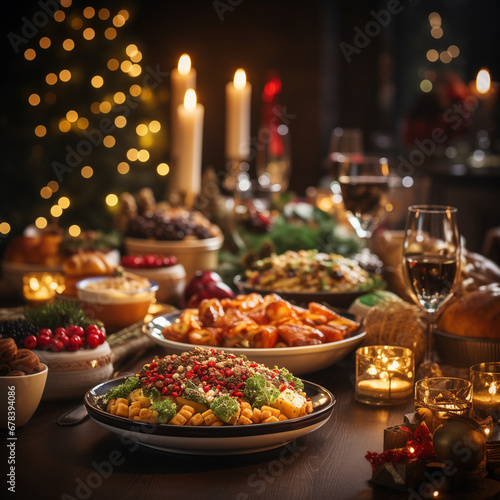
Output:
[
  {"xmin": 84, "ymin": 377, "xmax": 335, "ymax": 455},
  {"xmin": 233, "ymin": 274, "xmax": 380, "ymax": 309}
]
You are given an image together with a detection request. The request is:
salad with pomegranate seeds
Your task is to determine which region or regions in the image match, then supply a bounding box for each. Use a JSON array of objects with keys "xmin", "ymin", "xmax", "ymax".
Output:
[{"xmin": 102, "ymin": 347, "xmax": 312, "ymax": 426}]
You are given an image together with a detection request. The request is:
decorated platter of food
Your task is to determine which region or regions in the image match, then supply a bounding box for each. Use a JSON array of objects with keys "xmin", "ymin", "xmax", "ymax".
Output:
[
  {"xmin": 143, "ymin": 293, "xmax": 365, "ymax": 375},
  {"xmin": 84, "ymin": 347, "xmax": 335, "ymax": 455},
  {"xmin": 234, "ymin": 249, "xmax": 384, "ymax": 309}
]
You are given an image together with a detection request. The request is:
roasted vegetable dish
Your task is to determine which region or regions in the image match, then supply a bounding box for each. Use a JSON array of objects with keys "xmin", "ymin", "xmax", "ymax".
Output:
[
  {"xmin": 103, "ymin": 347, "xmax": 312, "ymax": 426},
  {"xmin": 243, "ymin": 249, "xmax": 379, "ymax": 293},
  {"xmin": 161, "ymin": 293, "xmax": 360, "ymax": 348}
]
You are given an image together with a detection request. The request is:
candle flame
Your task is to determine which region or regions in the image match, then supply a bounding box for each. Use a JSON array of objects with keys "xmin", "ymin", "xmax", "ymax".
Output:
[
  {"xmin": 234, "ymin": 69, "xmax": 247, "ymax": 90},
  {"xmin": 29, "ymin": 277, "xmax": 40, "ymax": 291},
  {"xmin": 476, "ymin": 69, "xmax": 491, "ymax": 94},
  {"xmin": 408, "ymin": 447, "xmax": 415, "ymax": 454},
  {"xmin": 184, "ymin": 89, "xmax": 197, "ymax": 112},
  {"xmin": 489, "ymin": 382, "xmax": 497, "ymax": 396},
  {"xmin": 178, "ymin": 54, "xmax": 191, "ymax": 76}
]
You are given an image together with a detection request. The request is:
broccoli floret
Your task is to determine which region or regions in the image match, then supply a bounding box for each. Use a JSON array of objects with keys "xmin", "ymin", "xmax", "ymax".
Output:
[
  {"xmin": 253, "ymin": 385, "xmax": 279, "ymax": 409},
  {"xmin": 104, "ymin": 376, "xmax": 141, "ymax": 403},
  {"xmin": 243, "ymin": 374, "xmax": 279, "ymax": 408},
  {"xmin": 210, "ymin": 395, "xmax": 240, "ymax": 423},
  {"xmin": 150, "ymin": 399, "xmax": 177, "ymax": 424},
  {"xmin": 243, "ymin": 374, "xmax": 267, "ymax": 403},
  {"xmin": 279, "ymin": 367, "xmax": 304, "ymax": 392},
  {"xmin": 143, "ymin": 386, "xmax": 161, "ymax": 401}
]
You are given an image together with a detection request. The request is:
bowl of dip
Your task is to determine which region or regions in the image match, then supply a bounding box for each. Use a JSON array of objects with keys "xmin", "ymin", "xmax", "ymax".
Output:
[{"xmin": 76, "ymin": 273, "xmax": 159, "ymax": 330}]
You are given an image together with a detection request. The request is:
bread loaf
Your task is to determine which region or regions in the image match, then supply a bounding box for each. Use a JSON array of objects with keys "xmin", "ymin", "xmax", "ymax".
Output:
[
  {"xmin": 436, "ymin": 283, "xmax": 500, "ymax": 339},
  {"xmin": 62, "ymin": 251, "xmax": 115, "ymax": 295}
]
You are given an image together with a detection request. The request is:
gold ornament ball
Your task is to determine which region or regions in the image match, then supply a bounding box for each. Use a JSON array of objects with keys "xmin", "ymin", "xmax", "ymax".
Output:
[{"xmin": 432, "ymin": 419, "xmax": 486, "ymax": 470}]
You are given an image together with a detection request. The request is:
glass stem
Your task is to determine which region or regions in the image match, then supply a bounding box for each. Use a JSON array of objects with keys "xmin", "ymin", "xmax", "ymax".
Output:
[{"xmin": 424, "ymin": 311, "xmax": 436, "ymax": 365}]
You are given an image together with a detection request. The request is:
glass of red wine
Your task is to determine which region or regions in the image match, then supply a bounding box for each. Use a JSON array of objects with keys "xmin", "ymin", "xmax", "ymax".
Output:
[
  {"xmin": 402, "ymin": 205, "xmax": 461, "ymax": 378},
  {"xmin": 337, "ymin": 155, "xmax": 390, "ymax": 240}
]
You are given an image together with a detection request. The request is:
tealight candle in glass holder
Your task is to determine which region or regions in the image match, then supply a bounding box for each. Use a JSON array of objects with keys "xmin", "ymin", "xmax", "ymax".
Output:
[
  {"xmin": 23, "ymin": 272, "xmax": 65, "ymax": 305},
  {"xmin": 471, "ymin": 363, "xmax": 500, "ymax": 423},
  {"xmin": 414, "ymin": 377, "xmax": 472, "ymax": 433},
  {"xmin": 356, "ymin": 345, "xmax": 414, "ymax": 405}
]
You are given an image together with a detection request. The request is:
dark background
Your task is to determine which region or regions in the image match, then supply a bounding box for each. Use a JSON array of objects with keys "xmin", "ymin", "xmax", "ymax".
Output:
[{"xmin": 1, "ymin": 0, "xmax": 500, "ymax": 253}]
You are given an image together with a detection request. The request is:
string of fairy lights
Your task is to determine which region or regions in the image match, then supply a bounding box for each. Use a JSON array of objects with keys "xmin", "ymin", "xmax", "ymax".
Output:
[
  {"xmin": 419, "ymin": 11, "xmax": 460, "ymax": 93},
  {"xmin": 1, "ymin": 0, "xmax": 170, "ymax": 239}
]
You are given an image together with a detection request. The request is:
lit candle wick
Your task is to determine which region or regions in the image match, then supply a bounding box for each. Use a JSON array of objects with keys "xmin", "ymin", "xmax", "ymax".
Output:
[
  {"xmin": 476, "ymin": 68, "xmax": 491, "ymax": 94},
  {"xmin": 178, "ymin": 54, "xmax": 191, "ymax": 76},
  {"xmin": 234, "ymin": 68, "xmax": 247, "ymax": 90},
  {"xmin": 184, "ymin": 89, "xmax": 197, "ymax": 112}
]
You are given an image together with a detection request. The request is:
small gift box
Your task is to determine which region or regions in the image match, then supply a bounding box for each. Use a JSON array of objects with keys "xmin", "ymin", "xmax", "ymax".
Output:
[
  {"xmin": 371, "ymin": 456, "xmax": 428, "ymax": 491},
  {"xmin": 366, "ymin": 423, "xmax": 435, "ymax": 491}
]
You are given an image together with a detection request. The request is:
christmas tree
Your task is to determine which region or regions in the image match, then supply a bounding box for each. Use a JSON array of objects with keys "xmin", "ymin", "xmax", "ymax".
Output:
[{"xmin": 1, "ymin": 0, "xmax": 169, "ymax": 243}]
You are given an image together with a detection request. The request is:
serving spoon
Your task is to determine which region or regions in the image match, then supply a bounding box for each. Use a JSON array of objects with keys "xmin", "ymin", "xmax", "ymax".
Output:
[{"xmin": 57, "ymin": 370, "xmax": 136, "ymax": 426}]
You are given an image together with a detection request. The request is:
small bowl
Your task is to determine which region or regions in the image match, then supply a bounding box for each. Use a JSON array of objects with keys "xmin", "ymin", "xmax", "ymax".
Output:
[
  {"xmin": 35, "ymin": 343, "xmax": 114, "ymax": 401},
  {"xmin": 76, "ymin": 275, "xmax": 159, "ymax": 329},
  {"xmin": 434, "ymin": 329, "xmax": 500, "ymax": 368},
  {"xmin": 124, "ymin": 234, "xmax": 224, "ymax": 280},
  {"xmin": 0, "ymin": 364, "xmax": 48, "ymax": 428},
  {"xmin": 121, "ymin": 263, "xmax": 186, "ymax": 305}
]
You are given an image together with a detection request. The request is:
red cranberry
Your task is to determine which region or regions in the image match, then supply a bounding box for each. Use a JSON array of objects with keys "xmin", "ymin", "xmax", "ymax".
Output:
[
  {"xmin": 66, "ymin": 325, "xmax": 84, "ymax": 337},
  {"xmin": 54, "ymin": 327, "xmax": 66, "ymax": 337},
  {"xmin": 86, "ymin": 333, "xmax": 100, "ymax": 349},
  {"xmin": 23, "ymin": 335, "xmax": 37, "ymax": 349},
  {"xmin": 84, "ymin": 325, "xmax": 99, "ymax": 337},
  {"xmin": 39, "ymin": 328, "xmax": 53, "ymax": 338},
  {"xmin": 50, "ymin": 338, "xmax": 64, "ymax": 352},
  {"xmin": 67, "ymin": 335, "xmax": 82, "ymax": 351},
  {"xmin": 36, "ymin": 334, "xmax": 51, "ymax": 349}
]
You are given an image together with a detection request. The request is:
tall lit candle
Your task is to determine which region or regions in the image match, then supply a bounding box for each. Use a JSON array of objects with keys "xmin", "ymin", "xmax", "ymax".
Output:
[
  {"xmin": 177, "ymin": 89, "xmax": 204, "ymax": 202},
  {"xmin": 171, "ymin": 54, "xmax": 197, "ymax": 171},
  {"xmin": 225, "ymin": 68, "xmax": 251, "ymax": 160},
  {"xmin": 476, "ymin": 68, "xmax": 491, "ymax": 96},
  {"xmin": 471, "ymin": 68, "xmax": 498, "ymax": 134}
]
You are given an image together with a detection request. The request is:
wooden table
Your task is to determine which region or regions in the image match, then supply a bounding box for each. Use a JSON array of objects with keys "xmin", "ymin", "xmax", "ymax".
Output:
[{"xmin": 1, "ymin": 346, "xmax": 493, "ymax": 500}]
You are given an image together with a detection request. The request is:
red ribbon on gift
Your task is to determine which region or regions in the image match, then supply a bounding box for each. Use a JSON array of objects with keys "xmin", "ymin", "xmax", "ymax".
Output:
[{"xmin": 365, "ymin": 423, "xmax": 436, "ymax": 471}]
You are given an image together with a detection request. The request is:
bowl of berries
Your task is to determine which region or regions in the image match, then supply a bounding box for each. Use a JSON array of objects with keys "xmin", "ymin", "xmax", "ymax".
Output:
[
  {"xmin": 123, "ymin": 207, "xmax": 224, "ymax": 280},
  {"xmin": 120, "ymin": 254, "xmax": 186, "ymax": 305},
  {"xmin": 1, "ymin": 302, "xmax": 114, "ymax": 400}
]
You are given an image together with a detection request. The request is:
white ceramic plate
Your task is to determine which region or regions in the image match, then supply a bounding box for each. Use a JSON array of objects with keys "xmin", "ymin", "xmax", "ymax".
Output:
[
  {"xmin": 84, "ymin": 377, "xmax": 335, "ymax": 455},
  {"xmin": 143, "ymin": 312, "xmax": 366, "ymax": 375}
]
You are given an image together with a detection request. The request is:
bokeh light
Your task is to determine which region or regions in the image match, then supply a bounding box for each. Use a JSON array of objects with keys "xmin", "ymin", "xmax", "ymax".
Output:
[
  {"xmin": 157, "ymin": 163, "xmax": 170, "ymax": 176},
  {"xmin": 81, "ymin": 166, "xmax": 93, "ymax": 178},
  {"xmin": 68, "ymin": 225, "xmax": 81, "ymax": 237},
  {"xmin": 106, "ymin": 194, "xmax": 119, "ymax": 206}
]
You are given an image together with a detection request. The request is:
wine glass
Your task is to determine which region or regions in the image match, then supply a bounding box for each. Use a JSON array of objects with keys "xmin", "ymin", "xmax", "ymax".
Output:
[
  {"xmin": 337, "ymin": 155, "xmax": 390, "ymax": 240},
  {"xmin": 402, "ymin": 205, "xmax": 461, "ymax": 379}
]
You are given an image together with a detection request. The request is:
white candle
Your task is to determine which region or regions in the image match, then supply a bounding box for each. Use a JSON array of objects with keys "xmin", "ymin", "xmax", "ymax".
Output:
[
  {"xmin": 225, "ymin": 68, "xmax": 251, "ymax": 160},
  {"xmin": 357, "ymin": 378, "xmax": 413, "ymax": 399},
  {"xmin": 171, "ymin": 54, "xmax": 197, "ymax": 164},
  {"xmin": 177, "ymin": 89, "xmax": 204, "ymax": 200}
]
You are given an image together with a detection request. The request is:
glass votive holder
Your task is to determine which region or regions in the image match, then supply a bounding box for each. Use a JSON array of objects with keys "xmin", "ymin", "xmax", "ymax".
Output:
[
  {"xmin": 355, "ymin": 345, "xmax": 414, "ymax": 405},
  {"xmin": 471, "ymin": 363, "xmax": 500, "ymax": 423},
  {"xmin": 23, "ymin": 272, "xmax": 65, "ymax": 305},
  {"xmin": 414, "ymin": 377, "xmax": 472, "ymax": 433}
]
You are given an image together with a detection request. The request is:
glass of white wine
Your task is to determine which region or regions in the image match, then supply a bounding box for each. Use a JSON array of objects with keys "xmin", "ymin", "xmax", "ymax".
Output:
[
  {"xmin": 402, "ymin": 205, "xmax": 461, "ymax": 378},
  {"xmin": 337, "ymin": 155, "xmax": 390, "ymax": 240}
]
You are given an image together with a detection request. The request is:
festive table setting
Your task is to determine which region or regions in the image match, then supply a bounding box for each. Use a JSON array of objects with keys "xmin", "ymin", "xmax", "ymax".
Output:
[{"xmin": 2, "ymin": 2, "xmax": 500, "ymax": 499}]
